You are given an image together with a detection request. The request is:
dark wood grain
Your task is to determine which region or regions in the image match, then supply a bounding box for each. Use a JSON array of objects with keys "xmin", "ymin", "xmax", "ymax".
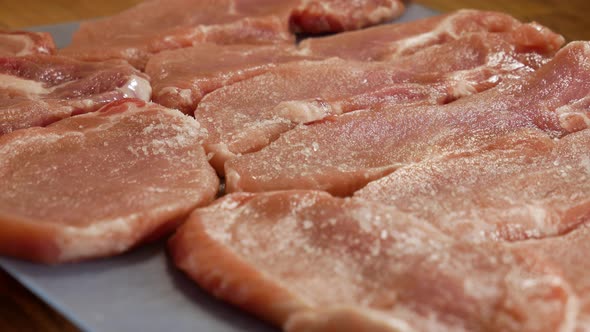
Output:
[
  {"xmin": 0, "ymin": 269, "xmax": 78, "ymax": 332},
  {"xmin": 0, "ymin": 1, "xmax": 588, "ymax": 331}
]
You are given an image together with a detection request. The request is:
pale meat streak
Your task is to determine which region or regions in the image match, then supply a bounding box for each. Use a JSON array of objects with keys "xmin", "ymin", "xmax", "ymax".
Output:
[
  {"xmin": 0, "ymin": 100, "xmax": 218, "ymax": 263},
  {"xmin": 145, "ymin": 9, "xmax": 561, "ymax": 115},
  {"xmin": 290, "ymin": 0, "xmax": 405, "ymax": 34},
  {"xmin": 298, "ymin": 9, "xmax": 564, "ymax": 61},
  {"xmin": 355, "ymin": 128, "xmax": 590, "ymax": 242},
  {"xmin": 225, "ymin": 42, "xmax": 590, "ymax": 198},
  {"xmin": 0, "ymin": 30, "xmax": 56, "ymax": 56},
  {"xmin": 0, "ymin": 55, "xmax": 151, "ymax": 135},
  {"xmin": 202, "ymin": 23, "xmax": 563, "ymax": 174},
  {"xmin": 145, "ymin": 42, "xmax": 315, "ymax": 114},
  {"xmin": 170, "ymin": 191, "xmax": 577, "ymax": 332}
]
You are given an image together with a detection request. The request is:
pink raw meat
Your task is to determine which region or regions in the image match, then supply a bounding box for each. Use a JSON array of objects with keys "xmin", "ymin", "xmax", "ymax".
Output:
[
  {"xmin": 0, "ymin": 99, "xmax": 218, "ymax": 263},
  {"xmin": 60, "ymin": 0, "xmax": 297, "ymax": 69},
  {"xmin": 170, "ymin": 190, "xmax": 575, "ymax": 332},
  {"xmin": 0, "ymin": 55, "xmax": 151, "ymax": 135},
  {"xmin": 0, "ymin": 30, "xmax": 56, "ymax": 56},
  {"xmin": 355, "ymin": 128, "xmax": 590, "ymax": 242},
  {"xmin": 61, "ymin": 0, "xmax": 407, "ymax": 69},
  {"xmin": 202, "ymin": 26, "xmax": 563, "ymax": 174},
  {"xmin": 225, "ymin": 42, "xmax": 590, "ymax": 196},
  {"xmin": 145, "ymin": 43, "xmax": 313, "ymax": 113},
  {"xmin": 299, "ymin": 9, "xmax": 564, "ymax": 61},
  {"xmin": 290, "ymin": 0, "xmax": 405, "ymax": 34},
  {"xmin": 516, "ymin": 225, "xmax": 590, "ymax": 331}
]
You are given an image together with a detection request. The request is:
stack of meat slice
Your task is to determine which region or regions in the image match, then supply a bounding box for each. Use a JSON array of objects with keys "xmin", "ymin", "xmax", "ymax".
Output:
[
  {"xmin": 226, "ymin": 41, "xmax": 590, "ymax": 195},
  {"xmin": 167, "ymin": 11, "xmax": 590, "ymax": 331},
  {"xmin": 3, "ymin": 3, "xmax": 590, "ymax": 331},
  {"xmin": 0, "ymin": 31, "xmax": 56, "ymax": 56},
  {"xmin": 0, "ymin": 100, "xmax": 218, "ymax": 263},
  {"xmin": 146, "ymin": 9, "xmax": 564, "ymax": 117},
  {"xmin": 172, "ymin": 43, "xmax": 590, "ymax": 326},
  {"xmin": 0, "ymin": 0, "xmax": 412, "ymax": 263},
  {"xmin": 60, "ymin": 0, "xmax": 406, "ymax": 69},
  {"xmin": 200, "ymin": 17, "xmax": 563, "ymax": 174},
  {"xmin": 0, "ymin": 55, "xmax": 151, "ymax": 135}
]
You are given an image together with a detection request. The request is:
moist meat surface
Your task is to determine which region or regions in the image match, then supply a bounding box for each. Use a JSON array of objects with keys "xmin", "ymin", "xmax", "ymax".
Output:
[
  {"xmin": 60, "ymin": 0, "xmax": 297, "ymax": 69},
  {"xmin": 0, "ymin": 100, "xmax": 218, "ymax": 263},
  {"xmin": 0, "ymin": 55, "xmax": 151, "ymax": 135},
  {"xmin": 0, "ymin": 31, "xmax": 56, "ymax": 56},
  {"xmin": 60, "ymin": 0, "xmax": 406, "ymax": 69},
  {"xmin": 201, "ymin": 26, "xmax": 562, "ymax": 174},
  {"xmin": 355, "ymin": 128, "xmax": 590, "ymax": 242},
  {"xmin": 145, "ymin": 42, "xmax": 313, "ymax": 113},
  {"xmin": 299, "ymin": 9, "xmax": 564, "ymax": 61},
  {"xmin": 170, "ymin": 190, "xmax": 576, "ymax": 332},
  {"xmin": 225, "ymin": 42, "xmax": 590, "ymax": 197}
]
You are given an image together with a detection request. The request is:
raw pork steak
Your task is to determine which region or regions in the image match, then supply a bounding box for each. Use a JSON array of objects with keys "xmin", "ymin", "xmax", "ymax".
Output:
[
  {"xmin": 355, "ymin": 128, "xmax": 590, "ymax": 242},
  {"xmin": 204, "ymin": 26, "xmax": 563, "ymax": 174},
  {"xmin": 225, "ymin": 42, "xmax": 590, "ymax": 196},
  {"xmin": 299, "ymin": 9, "xmax": 564, "ymax": 61},
  {"xmin": 61, "ymin": 0, "xmax": 405, "ymax": 69},
  {"xmin": 61, "ymin": 0, "xmax": 296, "ymax": 69},
  {"xmin": 145, "ymin": 43, "xmax": 312, "ymax": 113},
  {"xmin": 0, "ymin": 100, "xmax": 218, "ymax": 263},
  {"xmin": 170, "ymin": 191, "xmax": 575, "ymax": 332},
  {"xmin": 290, "ymin": 0, "xmax": 405, "ymax": 34},
  {"xmin": 0, "ymin": 55, "xmax": 150, "ymax": 135},
  {"xmin": 0, "ymin": 31, "xmax": 56, "ymax": 56}
]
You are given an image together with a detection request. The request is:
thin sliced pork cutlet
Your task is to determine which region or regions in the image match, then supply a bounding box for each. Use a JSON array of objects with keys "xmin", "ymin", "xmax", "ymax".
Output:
[
  {"xmin": 60, "ymin": 0, "xmax": 297, "ymax": 69},
  {"xmin": 146, "ymin": 9, "xmax": 563, "ymax": 116},
  {"xmin": 355, "ymin": 128, "xmax": 590, "ymax": 242},
  {"xmin": 170, "ymin": 191, "xmax": 576, "ymax": 332},
  {"xmin": 290, "ymin": 0, "xmax": 405, "ymax": 34},
  {"xmin": 0, "ymin": 30, "xmax": 56, "ymax": 56},
  {"xmin": 145, "ymin": 43, "xmax": 315, "ymax": 114},
  {"xmin": 299, "ymin": 9, "xmax": 564, "ymax": 61},
  {"xmin": 0, "ymin": 55, "xmax": 151, "ymax": 135},
  {"xmin": 60, "ymin": 0, "xmax": 406, "ymax": 69},
  {"xmin": 200, "ymin": 24, "xmax": 563, "ymax": 174},
  {"xmin": 0, "ymin": 100, "xmax": 218, "ymax": 264},
  {"xmin": 225, "ymin": 41, "xmax": 590, "ymax": 197}
]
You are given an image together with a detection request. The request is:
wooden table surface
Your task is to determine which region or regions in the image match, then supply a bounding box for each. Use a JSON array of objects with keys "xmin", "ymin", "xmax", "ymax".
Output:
[{"xmin": 0, "ymin": 1, "xmax": 588, "ymax": 331}]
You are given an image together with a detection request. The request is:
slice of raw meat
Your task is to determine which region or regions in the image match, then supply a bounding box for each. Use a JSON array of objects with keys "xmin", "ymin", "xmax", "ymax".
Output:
[
  {"xmin": 298, "ymin": 9, "xmax": 564, "ymax": 61},
  {"xmin": 170, "ymin": 191, "xmax": 575, "ymax": 332},
  {"xmin": 60, "ymin": 0, "xmax": 297, "ymax": 69},
  {"xmin": 0, "ymin": 55, "xmax": 151, "ymax": 135},
  {"xmin": 290, "ymin": 0, "xmax": 405, "ymax": 34},
  {"xmin": 355, "ymin": 128, "xmax": 590, "ymax": 242},
  {"xmin": 225, "ymin": 41, "xmax": 590, "ymax": 196},
  {"xmin": 0, "ymin": 99, "xmax": 218, "ymax": 263},
  {"xmin": 0, "ymin": 31, "xmax": 56, "ymax": 56},
  {"xmin": 145, "ymin": 43, "xmax": 313, "ymax": 113},
  {"xmin": 516, "ymin": 225, "xmax": 590, "ymax": 331},
  {"xmin": 61, "ymin": 0, "xmax": 409, "ymax": 68},
  {"xmin": 205, "ymin": 27, "xmax": 564, "ymax": 175}
]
